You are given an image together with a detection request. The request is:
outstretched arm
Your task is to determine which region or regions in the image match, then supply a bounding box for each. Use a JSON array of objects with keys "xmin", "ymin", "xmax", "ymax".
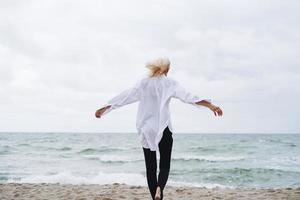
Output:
[
  {"xmin": 195, "ymin": 100, "xmax": 223, "ymax": 116},
  {"xmin": 172, "ymin": 80, "xmax": 223, "ymax": 116},
  {"xmin": 95, "ymin": 105, "xmax": 111, "ymax": 118},
  {"xmin": 95, "ymin": 80, "xmax": 141, "ymax": 118}
]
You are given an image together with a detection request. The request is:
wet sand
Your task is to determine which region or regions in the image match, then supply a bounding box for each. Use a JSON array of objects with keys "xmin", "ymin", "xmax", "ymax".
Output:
[{"xmin": 1, "ymin": 183, "xmax": 300, "ymax": 200}]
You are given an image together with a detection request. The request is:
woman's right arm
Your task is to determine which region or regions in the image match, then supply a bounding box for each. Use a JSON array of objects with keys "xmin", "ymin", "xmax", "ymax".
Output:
[
  {"xmin": 172, "ymin": 80, "xmax": 223, "ymax": 116},
  {"xmin": 195, "ymin": 100, "xmax": 223, "ymax": 116}
]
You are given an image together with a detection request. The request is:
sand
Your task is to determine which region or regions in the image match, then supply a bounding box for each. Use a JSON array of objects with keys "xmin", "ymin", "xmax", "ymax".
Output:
[{"xmin": 0, "ymin": 183, "xmax": 300, "ymax": 200}]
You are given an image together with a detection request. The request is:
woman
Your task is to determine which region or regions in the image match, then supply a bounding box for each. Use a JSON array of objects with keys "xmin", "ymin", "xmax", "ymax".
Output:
[{"xmin": 95, "ymin": 57, "xmax": 223, "ymax": 200}]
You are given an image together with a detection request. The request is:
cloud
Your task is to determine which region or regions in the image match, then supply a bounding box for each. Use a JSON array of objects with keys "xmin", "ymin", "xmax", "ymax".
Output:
[{"xmin": 0, "ymin": 0, "xmax": 299, "ymax": 133}]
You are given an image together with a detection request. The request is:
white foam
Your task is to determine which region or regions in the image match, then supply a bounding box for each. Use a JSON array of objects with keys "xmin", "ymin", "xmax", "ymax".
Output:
[
  {"xmin": 6, "ymin": 171, "xmax": 231, "ymax": 188},
  {"xmin": 8, "ymin": 171, "xmax": 147, "ymax": 186},
  {"xmin": 168, "ymin": 180, "xmax": 232, "ymax": 189}
]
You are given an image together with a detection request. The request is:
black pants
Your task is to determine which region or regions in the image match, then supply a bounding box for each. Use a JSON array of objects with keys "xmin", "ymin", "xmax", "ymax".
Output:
[{"xmin": 143, "ymin": 126, "xmax": 173, "ymax": 200}]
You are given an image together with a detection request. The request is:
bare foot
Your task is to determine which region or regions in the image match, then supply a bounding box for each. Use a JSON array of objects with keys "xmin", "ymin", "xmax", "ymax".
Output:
[{"xmin": 155, "ymin": 186, "xmax": 161, "ymax": 200}]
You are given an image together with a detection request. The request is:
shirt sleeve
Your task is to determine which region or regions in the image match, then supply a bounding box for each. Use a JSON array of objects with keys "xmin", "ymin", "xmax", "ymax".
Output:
[
  {"xmin": 172, "ymin": 80, "xmax": 212, "ymax": 108},
  {"xmin": 101, "ymin": 79, "xmax": 142, "ymax": 116}
]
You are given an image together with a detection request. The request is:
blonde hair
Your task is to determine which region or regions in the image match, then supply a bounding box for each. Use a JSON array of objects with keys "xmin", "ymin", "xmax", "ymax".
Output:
[{"xmin": 145, "ymin": 57, "xmax": 170, "ymax": 77}]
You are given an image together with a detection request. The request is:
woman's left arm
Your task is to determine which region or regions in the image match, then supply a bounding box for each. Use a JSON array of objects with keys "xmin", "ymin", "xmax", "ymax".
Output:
[
  {"xmin": 95, "ymin": 80, "xmax": 142, "ymax": 118},
  {"xmin": 95, "ymin": 105, "xmax": 112, "ymax": 118}
]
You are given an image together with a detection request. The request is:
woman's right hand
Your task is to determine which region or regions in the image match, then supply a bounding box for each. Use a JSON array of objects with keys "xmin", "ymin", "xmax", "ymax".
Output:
[
  {"xmin": 95, "ymin": 105, "xmax": 111, "ymax": 118},
  {"xmin": 209, "ymin": 105, "xmax": 223, "ymax": 116}
]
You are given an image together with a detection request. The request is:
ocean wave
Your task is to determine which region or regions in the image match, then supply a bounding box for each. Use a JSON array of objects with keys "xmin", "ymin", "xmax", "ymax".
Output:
[
  {"xmin": 78, "ymin": 147, "xmax": 122, "ymax": 154},
  {"xmin": 191, "ymin": 146, "xmax": 217, "ymax": 152},
  {"xmin": 15, "ymin": 145, "xmax": 73, "ymax": 152},
  {"xmin": 0, "ymin": 145, "xmax": 16, "ymax": 155},
  {"xmin": 190, "ymin": 144, "xmax": 253, "ymax": 153},
  {"xmin": 44, "ymin": 147, "xmax": 72, "ymax": 151},
  {"xmin": 83, "ymin": 155, "xmax": 143, "ymax": 163},
  {"xmin": 168, "ymin": 180, "xmax": 232, "ymax": 188},
  {"xmin": 6, "ymin": 171, "xmax": 147, "ymax": 186},
  {"xmin": 259, "ymin": 139, "xmax": 297, "ymax": 147},
  {"xmin": 169, "ymin": 167, "xmax": 300, "ymax": 188},
  {"xmin": 172, "ymin": 155, "xmax": 245, "ymax": 162},
  {"xmin": 17, "ymin": 143, "xmax": 31, "ymax": 147},
  {"xmin": 171, "ymin": 167, "xmax": 300, "ymax": 177},
  {"xmin": 5, "ymin": 171, "xmax": 230, "ymax": 188}
]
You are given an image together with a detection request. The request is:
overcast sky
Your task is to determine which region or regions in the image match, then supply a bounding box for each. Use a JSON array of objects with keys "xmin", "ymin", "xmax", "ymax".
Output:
[{"xmin": 0, "ymin": 0, "xmax": 299, "ymax": 134}]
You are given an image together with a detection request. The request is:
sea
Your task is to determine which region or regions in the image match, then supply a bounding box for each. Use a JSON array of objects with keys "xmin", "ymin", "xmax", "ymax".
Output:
[{"xmin": 1, "ymin": 132, "xmax": 299, "ymax": 188}]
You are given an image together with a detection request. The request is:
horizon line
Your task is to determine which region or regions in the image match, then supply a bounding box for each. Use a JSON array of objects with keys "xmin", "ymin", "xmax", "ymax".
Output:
[{"xmin": 0, "ymin": 131, "xmax": 299, "ymax": 134}]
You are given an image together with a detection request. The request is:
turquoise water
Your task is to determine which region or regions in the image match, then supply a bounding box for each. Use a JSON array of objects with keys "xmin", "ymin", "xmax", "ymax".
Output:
[{"xmin": 0, "ymin": 132, "xmax": 299, "ymax": 188}]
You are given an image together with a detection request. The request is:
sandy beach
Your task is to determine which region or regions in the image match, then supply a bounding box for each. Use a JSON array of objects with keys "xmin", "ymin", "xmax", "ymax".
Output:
[{"xmin": 0, "ymin": 183, "xmax": 299, "ymax": 200}]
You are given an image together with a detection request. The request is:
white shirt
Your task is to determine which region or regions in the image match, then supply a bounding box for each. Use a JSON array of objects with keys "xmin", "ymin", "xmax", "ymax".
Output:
[{"xmin": 101, "ymin": 74, "xmax": 211, "ymax": 152}]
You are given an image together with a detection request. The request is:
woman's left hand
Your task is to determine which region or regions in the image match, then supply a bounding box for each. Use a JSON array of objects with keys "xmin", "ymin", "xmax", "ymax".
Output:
[{"xmin": 95, "ymin": 105, "xmax": 111, "ymax": 118}]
